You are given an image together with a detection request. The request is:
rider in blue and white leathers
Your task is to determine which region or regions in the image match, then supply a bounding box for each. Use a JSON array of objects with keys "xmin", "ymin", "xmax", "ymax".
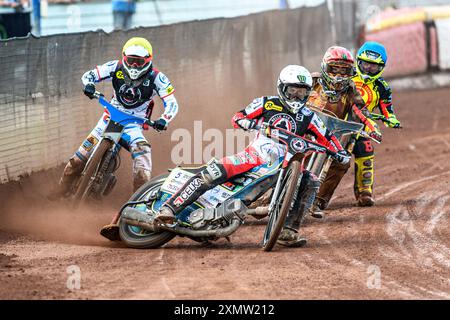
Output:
[{"xmin": 48, "ymin": 37, "xmax": 179, "ymax": 199}]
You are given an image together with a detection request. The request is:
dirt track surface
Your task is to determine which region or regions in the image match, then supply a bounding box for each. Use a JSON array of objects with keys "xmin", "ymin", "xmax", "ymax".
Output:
[{"xmin": 1, "ymin": 87, "xmax": 450, "ymax": 300}]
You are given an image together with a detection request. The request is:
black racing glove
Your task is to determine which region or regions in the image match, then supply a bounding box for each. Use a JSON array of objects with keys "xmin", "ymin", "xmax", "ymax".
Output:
[
  {"xmin": 334, "ymin": 150, "xmax": 351, "ymax": 165},
  {"xmin": 154, "ymin": 117, "xmax": 168, "ymax": 132},
  {"xmin": 83, "ymin": 83, "xmax": 96, "ymax": 99}
]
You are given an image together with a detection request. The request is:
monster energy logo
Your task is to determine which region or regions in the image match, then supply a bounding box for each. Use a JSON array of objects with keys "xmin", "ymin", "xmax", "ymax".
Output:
[{"xmin": 297, "ymin": 75, "xmax": 306, "ymax": 83}]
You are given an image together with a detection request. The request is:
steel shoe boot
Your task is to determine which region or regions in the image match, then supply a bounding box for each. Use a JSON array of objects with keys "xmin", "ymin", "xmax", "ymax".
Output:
[{"xmin": 277, "ymin": 228, "xmax": 307, "ymax": 247}]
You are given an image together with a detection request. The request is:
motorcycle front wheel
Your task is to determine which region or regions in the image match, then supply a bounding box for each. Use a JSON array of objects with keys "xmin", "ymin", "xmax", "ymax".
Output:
[
  {"xmin": 262, "ymin": 159, "xmax": 302, "ymax": 252},
  {"xmin": 73, "ymin": 139, "xmax": 112, "ymax": 207}
]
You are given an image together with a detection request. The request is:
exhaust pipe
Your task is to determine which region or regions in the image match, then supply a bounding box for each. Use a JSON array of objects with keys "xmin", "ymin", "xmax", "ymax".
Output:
[
  {"xmin": 121, "ymin": 207, "xmax": 159, "ymax": 232},
  {"xmin": 246, "ymin": 206, "xmax": 269, "ymax": 217},
  {"xmin": 159, "ymin": 218, "xmax": 242, "ymax": 238},
  {"xmin": 121, "ymin": 206, "xmax": 243, "ymax": 237}
]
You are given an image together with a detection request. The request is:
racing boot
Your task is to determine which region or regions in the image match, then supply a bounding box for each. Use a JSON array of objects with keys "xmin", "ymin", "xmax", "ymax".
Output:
[
  {"xmin": 277, "ymin": 227, "xmax": 307, "ymax": 247},
  {"xmin": 100, "ymin": 211, "xmax": 121, "ymax": 241},
  {"xmin": 354, "ymin": 155, "xmax": 375, "ymax": 207},
  {"xmin": 154, "ymin": 161, "xmax": 228, "ymax": 226},
  {"xmin": 310, "ymin": 197, "xmax": 327, "ymax": 219},
  {"xmin": 47, "ymin": 157, "xmax": 85, "ymax": 201},
  {"xmin": 356, "ymin": 190, "xmax": 375, "ymax": 207}
]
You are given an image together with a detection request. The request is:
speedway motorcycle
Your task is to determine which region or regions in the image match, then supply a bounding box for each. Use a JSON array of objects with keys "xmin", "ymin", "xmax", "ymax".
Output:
[
  {"xmin": 71, "ymin": 91, "xmax": 157, "ymax": 206},
  {"xmin": 118, "ymin": 123, "xmax": 342, "ymax": 251}
]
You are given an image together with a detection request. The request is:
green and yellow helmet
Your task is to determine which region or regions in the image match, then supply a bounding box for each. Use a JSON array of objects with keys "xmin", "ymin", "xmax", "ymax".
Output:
[
  {"xmin": 122, "ymin": 37, "xmax": 153, "ymax": 80},
  {"xmin": 356, "ymin": 41, "xmax": 387, "ymax": 84}
]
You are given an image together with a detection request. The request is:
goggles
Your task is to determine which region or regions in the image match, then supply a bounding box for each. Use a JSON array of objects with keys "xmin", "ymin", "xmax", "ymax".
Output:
[
  {"xmin": 326, "ymin": 64, "xmax": 353, "ymax": 77},
  {"xmin": 358, "ymin": 60, "xmax": 384, "ymax": 76},
  {"xmin": 123, "ymin": 55, "xmax": 152, "ymax": 68},
  {"xmin": 285, "ymin": 85, "xmax": 311, "ymax": 101}
]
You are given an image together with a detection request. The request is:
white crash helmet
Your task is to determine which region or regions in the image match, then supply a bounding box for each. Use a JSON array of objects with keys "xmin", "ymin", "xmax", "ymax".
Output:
[{"xmin": 277, "ymin": 65, "xmax": 313, "ymax": 114}]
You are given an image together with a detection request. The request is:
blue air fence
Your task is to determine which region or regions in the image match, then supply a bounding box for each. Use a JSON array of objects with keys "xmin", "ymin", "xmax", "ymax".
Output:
[{"xmin": 0, "ymin": 5, "xmax": 333, "ymax": 183}]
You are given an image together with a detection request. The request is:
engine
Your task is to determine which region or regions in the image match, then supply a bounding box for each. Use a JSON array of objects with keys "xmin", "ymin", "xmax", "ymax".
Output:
[{"xmin": 187, "ymin": 198, "xmax": 247, "ymax": 230}]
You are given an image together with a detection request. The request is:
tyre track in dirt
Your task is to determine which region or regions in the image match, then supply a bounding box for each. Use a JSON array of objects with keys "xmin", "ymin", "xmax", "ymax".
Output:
[{"xmin": 0, "ymin": 87, "xmax": 449, "ymax": 299}]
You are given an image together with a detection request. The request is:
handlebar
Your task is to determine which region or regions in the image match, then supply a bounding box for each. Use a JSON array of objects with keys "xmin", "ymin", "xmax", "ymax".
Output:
[
  {"xmin": 92, "ymin": 91, "xmax": 158, "ymax": 130},
  {"xmin": 92, "ymin": 91, "xmax": 104, "ymax": 99},
  {"xmin": 326, "ymin": 148, "xmax": 337, "ymax": 158},
  {"xmin": 359, "ymin": 130, "xmax": 381, "ymax": 144},
  {"xmin": 145, "ymin": 119, "xmax": 156, "ymax": 128}
]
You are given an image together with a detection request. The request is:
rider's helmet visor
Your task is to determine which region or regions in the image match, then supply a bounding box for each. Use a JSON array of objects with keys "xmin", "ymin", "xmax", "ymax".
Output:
[
  {"xmin": 326, "ymin": 64, "xmax": 353, "ymax": 77},
  {"xmin": 358, "ymin": 60, "xmax": 384, "ymax": 76},
  {"xmin": 285, "ymin": 85, "xmax": 311, "ymax": 101},
  {"xmin": 124, "ymin": 55, "xmax": 152, "ymax": 68}
]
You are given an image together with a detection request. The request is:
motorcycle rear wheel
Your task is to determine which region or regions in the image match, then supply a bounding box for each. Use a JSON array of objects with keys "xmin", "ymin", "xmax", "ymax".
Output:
[
  {"xmin": 262, "ymin": 159, "xmax": 302, "ymax": 252},
  {"xmin": 119, "ymin": 174, "xmax": 176, "ymax": 249}
]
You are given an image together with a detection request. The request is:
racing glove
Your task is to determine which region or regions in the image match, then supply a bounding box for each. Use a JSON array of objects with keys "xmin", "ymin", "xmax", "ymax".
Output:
[
  {"xmin": 236, "ymin": 119, "xmax": 256, "ymax": 131},
  {"xmin": 83, "ymin": 83, "xmax": 96, "ymax": 99},
  {"xmin": 333, "ymin": 150, "xmax": 351, "ymax": 165},
  {"xmin": 386, "ymin": 115, "xmax": 401, "ymax": 129},
  {"xmin": 153, "ymin": 117, "xmax": 168, "ymax": 132}
]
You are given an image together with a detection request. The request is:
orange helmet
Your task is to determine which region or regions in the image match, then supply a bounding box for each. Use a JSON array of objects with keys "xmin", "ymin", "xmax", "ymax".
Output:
[{"xmin": 320, "ymin": 46, "xmax": 355, "ymax": 93}]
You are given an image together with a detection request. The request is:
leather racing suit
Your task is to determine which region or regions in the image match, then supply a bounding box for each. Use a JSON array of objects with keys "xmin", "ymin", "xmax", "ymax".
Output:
[
  {"xmin": 160, "ymin": 95, "xmax": 345, "ymax": 224},
  {"xmin": 351, "ymin": 74, "xmax": 399, "ymax": 201},
  {"xmin": 56, "ymin": 60, "xmax": 179, "ymax": 196},
  {"xmin": 306, "ymin": 72, "xmax": 379, "ymax": 210}
]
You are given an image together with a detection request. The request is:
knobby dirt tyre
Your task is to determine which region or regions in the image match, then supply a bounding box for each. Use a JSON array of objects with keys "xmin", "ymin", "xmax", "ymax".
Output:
[
  {"xmin": 73, "ymin": 139, "xmax": 112, "ymax": 206},
  {"xmin": 262, "ymin": 159, "xmax": 302, "ymax": 252}
]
